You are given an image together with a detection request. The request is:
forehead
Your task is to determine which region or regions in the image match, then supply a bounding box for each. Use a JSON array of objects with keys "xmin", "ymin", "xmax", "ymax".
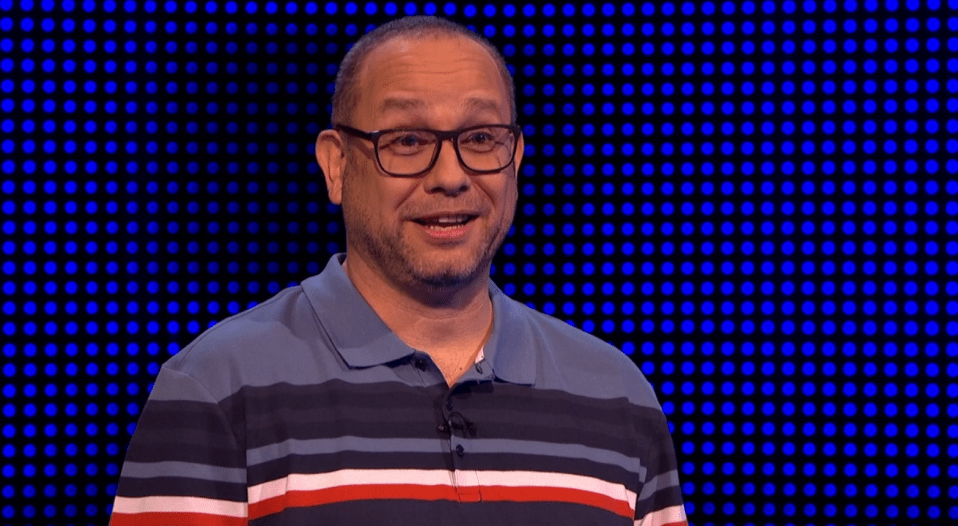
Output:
[{"xmin": 354, "ymin": 34, "xmax": 511, "ymax": 125}]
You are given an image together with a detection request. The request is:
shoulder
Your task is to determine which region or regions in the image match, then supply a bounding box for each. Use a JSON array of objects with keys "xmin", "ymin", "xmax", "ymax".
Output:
[
  {"xmin": 500, "ymin": 295, "xmax": 661, "ymax": 410},
  {"xmin": 160, "ymin": 284, "xmax": 322, "ymax": 398}
]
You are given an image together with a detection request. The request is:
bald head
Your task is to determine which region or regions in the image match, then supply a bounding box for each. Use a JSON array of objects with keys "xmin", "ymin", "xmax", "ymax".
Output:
[{"xmin": 330, "ymin": 16, "xmax": 517, "ymax": 127}]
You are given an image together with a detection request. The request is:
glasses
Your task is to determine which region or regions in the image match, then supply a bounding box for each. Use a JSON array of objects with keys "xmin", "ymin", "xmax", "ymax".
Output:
[{"xmin": 334, "ymin": 124, "xmax": 521, "ymax": 177}]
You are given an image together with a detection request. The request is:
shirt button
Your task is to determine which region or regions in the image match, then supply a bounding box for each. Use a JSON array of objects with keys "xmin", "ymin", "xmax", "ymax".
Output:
[
  {"xmin": 415, "ymin": 358, "xmax": 428, "ymax": 370},
  {"xmin": 475, "ymin": 363, "xmax": 483, "ymax": 374},
  {"xmin": 456, "ymin": 444, "xmax": 465, "ymax": 457}
]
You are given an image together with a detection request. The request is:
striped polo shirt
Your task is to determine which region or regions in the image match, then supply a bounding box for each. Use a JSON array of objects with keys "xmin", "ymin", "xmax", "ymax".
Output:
[{"xmin": 111, "ymin": 254, "xmax": 687, "ymax": 526}]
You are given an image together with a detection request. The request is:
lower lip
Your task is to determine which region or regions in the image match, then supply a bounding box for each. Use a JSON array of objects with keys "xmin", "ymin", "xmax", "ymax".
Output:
[{"xmin": 415, "ymin": 221, "xmax": 473, "ymax": 242}]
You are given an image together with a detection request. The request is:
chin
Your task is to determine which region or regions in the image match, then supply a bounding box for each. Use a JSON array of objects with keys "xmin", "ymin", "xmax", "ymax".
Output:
[
  {"xmin": 415, "ymin": 273, "xmax": 473, "ymax": 290},
  {"xmin": 403, "ymin": 250, "xmax": 490, "ymax": 290},
  {"xmin": 409, "ymin": 260, "xmax": 483, "ymax": 289}
]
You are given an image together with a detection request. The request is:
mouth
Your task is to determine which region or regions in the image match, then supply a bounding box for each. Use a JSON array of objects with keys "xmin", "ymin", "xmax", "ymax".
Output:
[{"xmin": 412, "ymin": 213, "xmax": 479, "ymax": 231}]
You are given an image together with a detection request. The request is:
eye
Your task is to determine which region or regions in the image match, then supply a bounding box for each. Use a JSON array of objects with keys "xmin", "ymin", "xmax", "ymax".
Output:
[
  {"xmin": 382, "ymin": 131, "xmax": 435, "ymax": 153},
  {"xmin": 460, "ymin": 128, "xmax": 507, "ymax": 152},
  {"xmin": 397, "ymin": 134, "xmax": 430, "ymax": 147},
  {"xmin": 461, "ymin": 130, "xmax": 495, "ymax": 146}
]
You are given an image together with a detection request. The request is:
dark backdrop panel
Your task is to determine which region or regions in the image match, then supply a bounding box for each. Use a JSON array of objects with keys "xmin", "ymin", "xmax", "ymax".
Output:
[{"xmin": 0, "ymin": 0, "xmax": 955, "ymax": 525}]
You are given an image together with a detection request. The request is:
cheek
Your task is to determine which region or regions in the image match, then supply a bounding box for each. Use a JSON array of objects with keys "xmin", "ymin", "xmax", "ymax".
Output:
[
  {"xmin": 344, "ymin": 172, "xmax": 419, "ymax": 221},
  {"xmin": 344, "ymin": 156, "xmax": 409, "ymax": 208},
  {"xmin": 496, "ymin": 178, "xmax": 519, "ymax": 218}
]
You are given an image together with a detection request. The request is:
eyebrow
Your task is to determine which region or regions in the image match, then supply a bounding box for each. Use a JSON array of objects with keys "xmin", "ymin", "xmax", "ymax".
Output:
[
  {"xmin": 377, "ymin": 96, "xmax": 505, "ymax": 118},
  {"xmin": 378, "ymin": 97, "xmax": 428, "ymax": 113},
  {"xmin": 461, "ymin": 97, "xmax": 503, "ymax": 115}
]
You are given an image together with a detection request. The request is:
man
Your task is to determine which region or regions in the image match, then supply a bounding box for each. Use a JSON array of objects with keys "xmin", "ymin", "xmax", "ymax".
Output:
[{"xmin": 110, "ymin": 16, "xmax": 687, "ymax": 526}]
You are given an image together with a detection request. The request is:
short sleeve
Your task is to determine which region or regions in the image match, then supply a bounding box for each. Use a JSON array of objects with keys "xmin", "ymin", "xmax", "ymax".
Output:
[
  {"xmin": 633, "ymin": 413, "xmax": 688, "ymax": 526},
  {"xmin": 110, "ymin": 366, "xmax": 249, "ymax": 526}
]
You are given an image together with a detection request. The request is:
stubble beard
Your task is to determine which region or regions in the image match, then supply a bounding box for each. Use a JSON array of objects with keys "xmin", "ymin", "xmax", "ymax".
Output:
[{"xmin": 341, "ymin": 167, "xmax": 514, "ymax": 292}]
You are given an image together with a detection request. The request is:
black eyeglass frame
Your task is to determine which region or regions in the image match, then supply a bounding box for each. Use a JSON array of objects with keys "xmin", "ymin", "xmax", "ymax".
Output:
[{"xmin": 334, "ymin": 123, "xmax": 522, "ymax": 178}]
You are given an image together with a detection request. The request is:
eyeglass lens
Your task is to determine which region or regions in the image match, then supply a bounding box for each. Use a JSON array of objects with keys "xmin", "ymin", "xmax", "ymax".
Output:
[{"xmin": 376, "ymin": 126, "xmax": 516, "ymax": 176}]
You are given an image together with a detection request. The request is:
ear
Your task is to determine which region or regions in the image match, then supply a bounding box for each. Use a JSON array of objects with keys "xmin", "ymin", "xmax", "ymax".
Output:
[
  {"xmin": 512, "ymin": 131, "xmax": 525, "ymax": 175},
  {"xmin": 316, "ymin": 129, "xmax": 346, "ymax": 205}
]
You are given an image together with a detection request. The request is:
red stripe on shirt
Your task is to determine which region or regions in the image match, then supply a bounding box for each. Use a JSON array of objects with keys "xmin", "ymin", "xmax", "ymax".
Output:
[
  {"xmin": 250, "ymin": 484, "xmax": 460, "ymax": 518},
  {"xmin": 481, "ymin": 485, "xmax": 634, "ymax": 518},
  {"xmin": 249, "ymin": 483, "xmax": 632, "ymax": 519}
]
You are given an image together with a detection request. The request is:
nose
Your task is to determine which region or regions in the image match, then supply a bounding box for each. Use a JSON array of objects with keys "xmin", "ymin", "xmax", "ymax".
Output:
[{"xmin": 422, "ymin": 138, "xmax": 471, "ymax": 196}]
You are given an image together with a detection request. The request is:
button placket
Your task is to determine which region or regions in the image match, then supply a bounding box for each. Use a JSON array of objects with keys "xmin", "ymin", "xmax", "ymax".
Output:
[
  {"xmin": 411, "ymin": 353, "xmax": 443, "ymax": 387},
  {"xmin": 450, "ymin": 435, "xmax": 480, "ymax": 502},
  {"xmin": 443, "ymin": 390, "xmax": 481, "ymax": 502},
  {"xmin": 453, "ymin": 465, "xmax": 481, "ymax": 502}
]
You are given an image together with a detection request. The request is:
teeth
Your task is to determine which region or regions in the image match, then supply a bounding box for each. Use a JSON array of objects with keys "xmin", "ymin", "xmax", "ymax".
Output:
[
  {"xmin": 421, "ymin": 215, "xmax": 470, "ymax": 230},
  {"xmin": 434, "ymin": 216, "xmax": 468, "ymax": 224}
]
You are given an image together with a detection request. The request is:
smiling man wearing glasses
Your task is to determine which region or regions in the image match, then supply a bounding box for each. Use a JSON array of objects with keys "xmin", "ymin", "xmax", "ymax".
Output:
[
  {"xmin": 111, "ymin": 16, "xmax": 687, "ymax": 526},
  {"xmin": 314, "ymin": 20, "xmax": 525, "ymax": 382}
]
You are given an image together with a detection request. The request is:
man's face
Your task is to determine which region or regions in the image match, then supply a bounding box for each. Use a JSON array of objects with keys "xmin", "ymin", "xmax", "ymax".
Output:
[{"xmin": 324, "ymin": 34, "xmax": 522, "ymax": 291}]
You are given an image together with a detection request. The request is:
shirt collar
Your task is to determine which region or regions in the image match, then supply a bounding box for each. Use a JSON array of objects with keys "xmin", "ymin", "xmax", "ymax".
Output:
[
  {"xmin": 302, "ymin": 254, "xmax": 536, "ymax": 385},
  {"xmin": 483, "ymin": 282, "xmax": 536, "ymax": 385}
]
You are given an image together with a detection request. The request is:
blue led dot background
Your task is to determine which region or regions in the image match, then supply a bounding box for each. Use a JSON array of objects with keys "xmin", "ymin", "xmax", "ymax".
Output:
[{"xmin": 1, "ymin": 0, "xmax": 956, "ymax": 524}]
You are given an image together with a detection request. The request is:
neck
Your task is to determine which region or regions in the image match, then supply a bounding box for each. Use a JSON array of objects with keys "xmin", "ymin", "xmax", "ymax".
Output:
[{"xmin": 342, "ymin": 254, "xmax": 494, "ymax": 357}]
